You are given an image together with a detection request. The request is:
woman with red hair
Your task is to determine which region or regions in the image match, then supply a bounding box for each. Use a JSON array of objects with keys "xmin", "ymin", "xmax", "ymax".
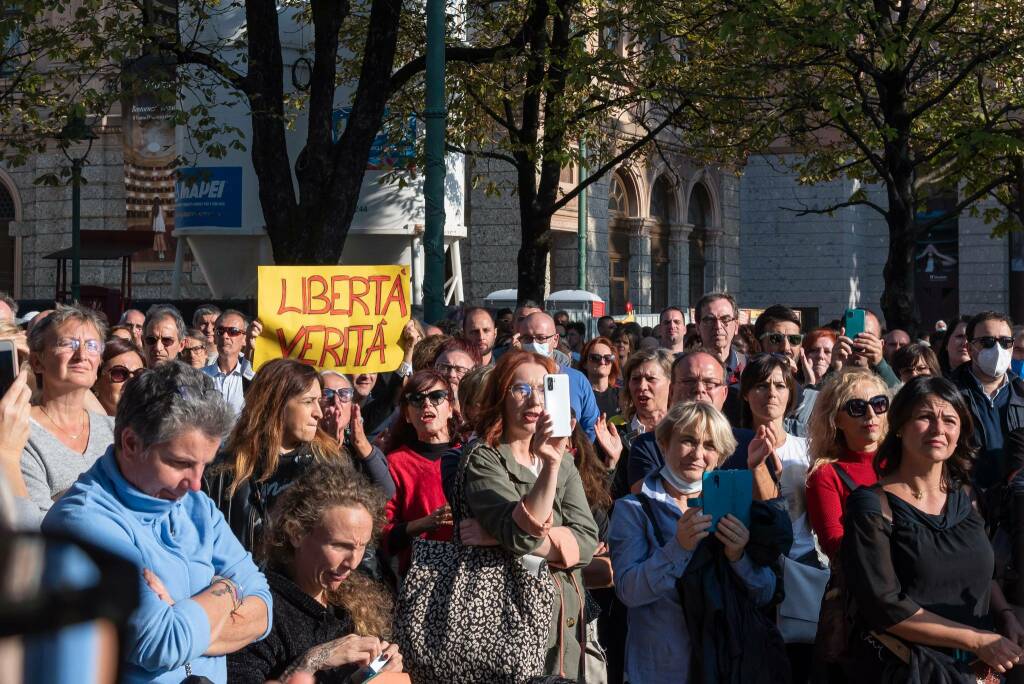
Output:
[
  {"xmin": 459, "ymin": 350, "xmax": 599, "ymax": 680},
  {"xmin": 802, "ymin": 327, "xmax": 838, "ymax": 386}
]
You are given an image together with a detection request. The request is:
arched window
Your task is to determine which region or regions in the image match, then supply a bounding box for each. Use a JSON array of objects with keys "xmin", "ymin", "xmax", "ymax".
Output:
[
  {"xmin": 0, "ymin": 181, "xmax": 16, "ymax": 293},
  {"xmin": 688, "ymin": 183, "xmax": 711, "ymax": 305},
  {"xmin": 608, "ymin": 171, "xmax": 637, "ymax": 314},
  {"xmin": 650, "ymin": 176, "xmax": 675, "ymax": 312}
]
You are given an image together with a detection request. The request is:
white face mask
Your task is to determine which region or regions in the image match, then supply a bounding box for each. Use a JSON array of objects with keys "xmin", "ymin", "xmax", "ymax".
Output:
[
  {"xmin": 976, "ymin": 342, "xmax": 1013, "ymax": 378},
  {"xmin": 522, "ymin": 341, "xmax": 550, "ymax": 357},
  {"xmin": 660, "ymin": 464, "xmax": 703, "ymax": 494}
]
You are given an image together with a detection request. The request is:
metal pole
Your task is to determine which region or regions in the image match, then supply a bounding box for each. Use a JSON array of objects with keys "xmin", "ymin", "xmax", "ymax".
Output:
[
  {"xmin": 71, "ymin": 158, "xmax": 82, "ymax": 302},
  {"xmin": 577, "ymin": 140, "xmax": 587, "ymax": 290},
  {"xmin": 422, "ymin": 0, "xmax": 446, "ymax": 324}
]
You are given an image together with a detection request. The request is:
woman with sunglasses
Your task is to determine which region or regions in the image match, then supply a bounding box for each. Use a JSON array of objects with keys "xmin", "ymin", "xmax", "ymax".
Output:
[
  {"xmin": 205, "ymin": 358, "xmax": 356, "ymax": 551},
  {"xmin": 805, "ymin": 367, "xmax": 890, "ymax": 560},
  {"xmin": 841, "ymin": 376, "xmax": 1024, "ymax": 680},
  {"xmin": 381, "ymin": 370, "xmax": 458, "ymax": 575},
  {"xmin": 21, "ymin": 304, "xmax": 115, "ymax": 525},
  {"xmin": 92, "ymin": 336, "xmax": 146, "ymax": 416},
  {"xmin": 458, "ymin": 350, "xmax": 599, "ymax": 679},
  {"xmin": 578, "ymin": 336, "xmax": 621, "ymax": 418}
]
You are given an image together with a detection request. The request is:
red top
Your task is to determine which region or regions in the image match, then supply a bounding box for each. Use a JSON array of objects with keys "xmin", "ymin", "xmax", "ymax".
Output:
[
  {"xmin": 805, "ymin": 448, "xmax": 878, "ymax": 560},
  {"xmin": 382, "ymin": 444, "xmax": 454, "ymax": 574}
]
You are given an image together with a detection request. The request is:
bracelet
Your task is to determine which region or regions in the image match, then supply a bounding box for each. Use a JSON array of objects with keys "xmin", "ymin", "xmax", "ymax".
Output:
[{"xmin": 210, "ymin": 575, "xmax": 242, "ymax": 612}]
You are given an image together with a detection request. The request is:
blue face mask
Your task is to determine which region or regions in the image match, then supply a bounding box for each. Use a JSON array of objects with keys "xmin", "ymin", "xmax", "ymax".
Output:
[{"xmin": 1012, "ymin": 358, "xmax": 1024, "ymax": 378}]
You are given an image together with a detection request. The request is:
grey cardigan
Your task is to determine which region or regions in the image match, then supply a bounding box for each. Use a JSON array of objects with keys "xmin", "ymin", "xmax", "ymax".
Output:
[{"xmin": 20, "ymin": 412, "xmax": 115, "ymax": 526}]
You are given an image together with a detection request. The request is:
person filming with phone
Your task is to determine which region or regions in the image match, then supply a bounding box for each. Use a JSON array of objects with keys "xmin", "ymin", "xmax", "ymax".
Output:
[
  {"xmin": 609, "ymin": 401, "xmax": 788, "ymax": 684},
  {"xmin": 456, "ymin": 350, "xmax": 599, "ymax": 680}
]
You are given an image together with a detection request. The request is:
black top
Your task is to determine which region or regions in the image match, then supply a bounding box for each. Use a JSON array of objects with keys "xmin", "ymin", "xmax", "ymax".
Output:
[
  {"xmin": 594, "ymin": 386, "xmax": 620, "ymax": 418},
  {"xmin": 228, "ymin": 570, "xmax": 358, "ymax": 684},
  {"xmin": 842, "ymin": 485, "xmax": 993, "ymax": 634}
]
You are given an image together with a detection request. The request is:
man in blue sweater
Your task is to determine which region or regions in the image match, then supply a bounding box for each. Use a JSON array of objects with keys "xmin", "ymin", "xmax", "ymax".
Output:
[{"xmin": 43, "ymin": 362, "xmax": 272, "ymax": 684}]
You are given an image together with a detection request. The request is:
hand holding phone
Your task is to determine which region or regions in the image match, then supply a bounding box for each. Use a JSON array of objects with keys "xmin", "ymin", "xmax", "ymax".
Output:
[
  {"xmin": 543, "ymin": 374, "xmax": 572, "ymax": 438},
  {"xmin": 0, "ymin": 339, "xmax": 17, "ymax": 399},
  {"xmin": 686, "ymin": 470, "xmax": 753, "ymax": 532},
  {"xmin": 843, "ymin": 308, "xmax": 866, "ymax": 341}
]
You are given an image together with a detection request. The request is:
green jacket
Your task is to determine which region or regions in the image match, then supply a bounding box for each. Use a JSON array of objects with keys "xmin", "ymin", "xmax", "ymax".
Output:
[{"xmin": 463, "ymin": 442, "xmax": 600, "ymax": 680}]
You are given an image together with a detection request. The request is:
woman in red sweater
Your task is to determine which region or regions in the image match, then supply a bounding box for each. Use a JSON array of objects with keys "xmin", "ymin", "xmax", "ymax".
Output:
[
  {"xmin": 805, "ymin": 367, "xmax": 890, "ymax": 560},
  {"xmin": 381, "ymin": 370, "xmax": 458, "ymax": 574}
]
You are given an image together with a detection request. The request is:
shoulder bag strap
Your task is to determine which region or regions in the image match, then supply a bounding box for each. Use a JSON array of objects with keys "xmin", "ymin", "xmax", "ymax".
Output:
[
  {"xmin": 832, "ymin": 462, "xmax": 857, "ymax": 493},
  {"xmin": 867, "ymin": 485, "xmax": 910, "ymax": 663},
  {"xmin": 635, "ymin": 492, "xmax": 667, "ymax": 547},
  {"xmin": 451, "ymin": 440, "xmax": 483, "ymax": 544}
]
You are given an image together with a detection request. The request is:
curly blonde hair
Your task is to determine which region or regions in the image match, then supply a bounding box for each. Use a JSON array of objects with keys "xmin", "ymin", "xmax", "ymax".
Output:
[
  {"xmin": 261, "ymin": 463, "xmax": 394, "ymax": 638},
  {"xmin": 807, "ymin": 367, "xmax": 889, "ymax": 475}
]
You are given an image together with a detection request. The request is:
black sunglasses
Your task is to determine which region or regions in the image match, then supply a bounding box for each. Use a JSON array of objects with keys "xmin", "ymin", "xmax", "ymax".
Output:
[
  {"xmin": 972, "ymin": 336, "xmax": 1013, "ymax": 350},
  {"xmin": 759, "ymin": 332, "xmax": 804, "ymax": 347},
  {"xmin": 406, "ymin": 389, "xmax": 449, "ymax": 409},
  {"xmin": 843, "ymin": 394, "xmax": 889, "ymax": 418},
  {"xmin": 588, "ymin": 353, "xmax": 616, "ymax": 365},
  {"xmin": 143, "ymin": 335, "xmax": 177, "ymax": 348},
  {"xmin": 217, "ymin": 326, "xmax": 246, "ymax": 338},
  {"xmin": 106, "ymin": 365, "xmax": 146, "ymax": 383}
]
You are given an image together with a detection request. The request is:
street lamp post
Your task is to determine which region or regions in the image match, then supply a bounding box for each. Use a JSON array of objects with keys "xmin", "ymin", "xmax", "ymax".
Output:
[
  {"xmin": 59, "ymin": 107, "xmax": 97, "ymax": 303},
  {"xmin": 422, "ymin": 0, "xmax": 446, "ymax": 324}
]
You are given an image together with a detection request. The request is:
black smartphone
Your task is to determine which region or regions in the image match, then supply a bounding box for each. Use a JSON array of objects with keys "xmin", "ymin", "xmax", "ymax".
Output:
[{"xmin": 0, "ymin": 339, "xmax": 18, "ymax": 398}]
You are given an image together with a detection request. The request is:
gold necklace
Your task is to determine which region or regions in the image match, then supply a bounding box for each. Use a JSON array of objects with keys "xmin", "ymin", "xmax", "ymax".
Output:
[
  {"xmin": 39, "ymin": 405, "xmax": 86, "ymax": 440},
  {"xmin": 906, "ymin": 481, "xmax": 944, "ymax": 500}
]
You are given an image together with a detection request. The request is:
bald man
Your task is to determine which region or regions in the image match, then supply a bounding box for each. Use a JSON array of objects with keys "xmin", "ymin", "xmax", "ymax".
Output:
[
  {"xmin": 611, "ymin": 350, "xmax": 755, "ymax": 498},
  {"xmin": 883, "ymin": 329, "xmax": 911, "ymax": 365},
  {"xmin": 519, "ymin": 312, "xmax": 600, "ymax": 441}
]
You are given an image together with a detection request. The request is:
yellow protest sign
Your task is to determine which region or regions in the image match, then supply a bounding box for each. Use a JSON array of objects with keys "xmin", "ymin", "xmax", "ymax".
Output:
[{"xmin": 254, "ymin": 265, "xmax": 411, "ymax": 373}]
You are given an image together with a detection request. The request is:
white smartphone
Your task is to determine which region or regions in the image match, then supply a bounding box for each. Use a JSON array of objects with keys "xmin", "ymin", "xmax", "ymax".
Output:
[
  {"xmin": 365, "ymin": 652, "xmax": 391, "ymax": 680},
  {"xmin": 543, "ymin": 373, "xmax": 572, "ymax": 438}
]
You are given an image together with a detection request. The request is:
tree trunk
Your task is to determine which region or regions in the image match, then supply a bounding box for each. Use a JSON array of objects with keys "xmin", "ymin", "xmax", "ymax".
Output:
[
  {"xmin": 880, "ymin": 181, "xmax": 918, "ymax": 331},
  {"xmin": 243, "ymin": 0, "xmax": 402, "ymax": 265}
]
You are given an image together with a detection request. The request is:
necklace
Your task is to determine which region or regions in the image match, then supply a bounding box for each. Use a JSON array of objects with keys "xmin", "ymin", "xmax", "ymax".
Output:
[
  {"xmin": 905, "ymin": 481, "xmax": 944, "ymax": 500},
  {"xmin": 39, "ymin": 405, "xmax": 86, "ymax": 440}
]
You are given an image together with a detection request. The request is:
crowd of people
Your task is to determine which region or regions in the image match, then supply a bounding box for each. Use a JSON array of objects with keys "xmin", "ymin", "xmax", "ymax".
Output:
[{"xmin": 2, "ymin": 289, "xmax": 1024, "ymax": 683}]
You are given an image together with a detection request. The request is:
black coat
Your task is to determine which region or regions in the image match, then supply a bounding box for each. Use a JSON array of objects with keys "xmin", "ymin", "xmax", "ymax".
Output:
[
  {"xmin": 227, "ymin": 570, "xmax": 359, "ymax": 684},
  {"xmin": 679, "ymin": 499, "xmax": 793, "ymax": 684}
]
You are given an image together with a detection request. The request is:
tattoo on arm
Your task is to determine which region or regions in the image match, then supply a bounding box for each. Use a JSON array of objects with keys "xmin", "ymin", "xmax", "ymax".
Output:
[{"xmin": 281, "ymin": 644, "xmax": 333, "ymax": 678}]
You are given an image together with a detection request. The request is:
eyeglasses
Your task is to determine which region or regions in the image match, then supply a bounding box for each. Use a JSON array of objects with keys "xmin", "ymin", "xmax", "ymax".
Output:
[
  {"xmin": 55, "ymin": 338, "xmax": 104, "ymax": 355},
  {"xmin": 759, "ymin": 332, "xmax": 804, "ymax": 347},
  {"xmin": 144, "ymin": 335, "xmax": 178, "ymax": 348},
  {"xmin": 322, "ymin": 387, "xmax": 354, "ymax": 403},
  {"xmin": 700, "ymin": 315, "xmax": 736, "ymax": 328},
  {"xmin": 676, "ymin": 376, "xmax": 725, "ymax": 391},
  {"xmin": 406, "ymin": 389, "xmax": 449, "ymax": 409},
  {"xmin": 180, "ymin": 345, "xmax": 206, "ymax": 357},
  {"xmin": 105, "ymin": 365, "xmax": 145, "ymax": 383},
  {"xmin": 588, "ymin": 353, "xmax": 616, "ymax": 365},
  {"xmin": 520, "ymin": 332, "xmax": 558, "ymax": 345},
  {"xmin": 216, "ymin": 326, "xmax": 246, "ymax": 338},
  {"xmin": 435, "ymin": 362, "xmax": 471, "ymax": 378},
  {"xmin": 842, "ymin": 394, "xmax": 889, "ymax": 418},
  {"xmin": 509, "ymin": 383, "xmax": 545, "ymax": 401},
  {"xmin": 972, "ymin": 336, "xmax": 1014, "ymax": 350}
]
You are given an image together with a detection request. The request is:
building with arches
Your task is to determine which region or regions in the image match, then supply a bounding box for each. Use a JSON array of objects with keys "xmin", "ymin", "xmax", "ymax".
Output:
[{"xmin": 463, "ymin": 152, "xmax": 741, "ymax": 315}]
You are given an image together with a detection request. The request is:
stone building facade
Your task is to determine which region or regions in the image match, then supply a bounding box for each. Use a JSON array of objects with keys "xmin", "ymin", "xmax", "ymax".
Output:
[
  {"xmin": 462, "ymin": 152, "xmax": 743, "ymax": 315},
  {"xmin": 739, "ymin": 154, "xmax": 1012, "ymax": 328},
  {"xmin": 0, "ymin": 130, "xmax": 212, "ymax": 302}
]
